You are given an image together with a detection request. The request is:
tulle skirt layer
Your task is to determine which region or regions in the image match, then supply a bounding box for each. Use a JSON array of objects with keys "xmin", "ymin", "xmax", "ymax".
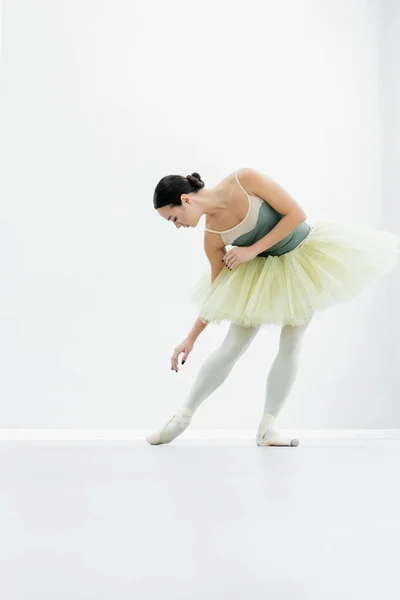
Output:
[{"xmin": 190, "ymin": 220, "xmax": 400, "ymax": 328}]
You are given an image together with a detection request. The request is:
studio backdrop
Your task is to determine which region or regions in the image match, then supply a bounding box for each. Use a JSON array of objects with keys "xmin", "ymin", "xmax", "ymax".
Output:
[{"xmin": 0, "ymin": 0, "xmax": 399, "ymax": 432}]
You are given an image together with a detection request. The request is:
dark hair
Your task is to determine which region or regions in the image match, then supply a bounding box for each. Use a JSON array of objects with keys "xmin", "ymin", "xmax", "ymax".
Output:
[{"xmin": 153, "ymin": 172, "xmax": 205, "ymax": 210}]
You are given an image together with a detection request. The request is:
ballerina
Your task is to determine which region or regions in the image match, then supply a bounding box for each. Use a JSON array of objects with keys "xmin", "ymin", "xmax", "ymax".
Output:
[{"xmin": 147, "ymin": 167, "xmax": 399, "ymax": 446}]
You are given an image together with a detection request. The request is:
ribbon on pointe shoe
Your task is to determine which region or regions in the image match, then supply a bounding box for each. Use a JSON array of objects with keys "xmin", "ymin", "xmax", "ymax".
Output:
[
  {"xmin": 146, "ymin": 407, "xmax": 193, "ymax": 445},
  {"xmin": 173, "ymin": 407, "xmax": 193, "ymax": 429},
  {"xmin": 256, "ymin": 416, "xmax": 299, "ymax": 446}
]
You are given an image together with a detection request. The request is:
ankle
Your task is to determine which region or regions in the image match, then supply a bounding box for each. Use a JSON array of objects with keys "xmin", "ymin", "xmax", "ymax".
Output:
[
  {"xmin": 180, "ymin": 405, "xmax": 195, "ymax": 418},
  {"xmin": 175, "ymin": 406, "xmax": 193, "ymax": 427},
  {"xmin": 260, "ymin": 412, "xmax": 277, "ymax": 428}
]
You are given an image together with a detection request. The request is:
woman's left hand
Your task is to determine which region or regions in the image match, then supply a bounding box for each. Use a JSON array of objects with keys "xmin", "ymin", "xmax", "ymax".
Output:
[{"xmin": 223, "ymin": 246, "xmax": 258, "ymax": 271}]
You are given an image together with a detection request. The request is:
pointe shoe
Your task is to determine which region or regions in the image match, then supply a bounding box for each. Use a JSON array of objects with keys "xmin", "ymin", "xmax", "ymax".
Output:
[
  {"xmin": 146, "ymin": 407, "xmax": 193, "ymax": 445},
  {"xmin": 256, "ymin": 414, "xmax": 299, "ymax": 447}
]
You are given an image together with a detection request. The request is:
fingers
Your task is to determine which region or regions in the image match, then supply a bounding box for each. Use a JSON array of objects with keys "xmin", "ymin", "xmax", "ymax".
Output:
[
  {"xmin": 171, "ymin": 351, "xmax": 188, "ymax": 373},
  {"xmin": 223, "ymin": 253, "xmax": 237, "ymax": 270},
  {"xmin": 225, "ymin": 260, "xmax": 237, "ymax": 270},
  {"xmin": 171, "ymin": 351, "xmax": 179, "ymax": 373}
]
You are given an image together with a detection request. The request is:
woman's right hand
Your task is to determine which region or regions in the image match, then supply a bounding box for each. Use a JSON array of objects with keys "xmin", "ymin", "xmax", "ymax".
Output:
[{"xmin": 171, "ymin": 337, "xmax": 195, "ymax": 373}]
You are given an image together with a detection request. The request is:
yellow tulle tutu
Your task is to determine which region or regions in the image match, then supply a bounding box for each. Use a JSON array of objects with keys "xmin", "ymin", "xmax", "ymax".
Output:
[{"xmin": 190, "ymin": 221, "xmax": 400, "ymax": 328}]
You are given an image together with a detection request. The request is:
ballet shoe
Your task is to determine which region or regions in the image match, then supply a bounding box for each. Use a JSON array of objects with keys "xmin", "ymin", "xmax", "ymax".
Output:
[
  {"xmin": 146, "ymin": 407, "xmax": 193, "ymax": 445},
  {"xmin": 256, "ymin": 414, "xmax": 299, "ymax": 447}
]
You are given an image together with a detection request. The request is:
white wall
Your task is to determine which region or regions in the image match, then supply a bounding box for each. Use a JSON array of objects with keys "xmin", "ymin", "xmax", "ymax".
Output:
[
  {"xmin": 380, "ymin": 0, "xmax": 400, "ymax": 421},
  {"xmin": 0, "ymin": 0, "xmax": 397, "ymax": 430},
  {"xmin": 0, "ymin": 1, "xmax": 2, "ymax": 67}
]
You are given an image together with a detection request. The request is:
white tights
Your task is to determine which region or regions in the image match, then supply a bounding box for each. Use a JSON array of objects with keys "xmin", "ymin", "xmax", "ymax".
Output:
[{"xmin": 182, "ymin": 318, "xmax": 312, "ymax": 417}]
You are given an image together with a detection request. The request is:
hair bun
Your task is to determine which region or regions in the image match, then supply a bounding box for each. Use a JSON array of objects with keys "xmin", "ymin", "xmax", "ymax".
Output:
[{"xmin": 186, "ymin": 173, "xmax": 205, "ymax": 189}]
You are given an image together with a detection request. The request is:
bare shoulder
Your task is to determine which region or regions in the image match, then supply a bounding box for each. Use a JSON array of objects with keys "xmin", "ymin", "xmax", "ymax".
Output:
[
  {"xmin": 219, "ymin": 166, "xmax": 264, "ymax": 197},
  {"xmin": 234, "ymin": 167, "xmax": 307, "ymax": 219},
  {"xmin": 234, "ymin": 167, "xmax": 268, "ymax": 196}
]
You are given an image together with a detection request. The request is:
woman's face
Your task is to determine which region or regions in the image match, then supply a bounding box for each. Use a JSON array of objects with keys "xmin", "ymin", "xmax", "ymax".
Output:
[{"xmin": 157, "ymin": 195, "xmax": 201, "ymax": 229}]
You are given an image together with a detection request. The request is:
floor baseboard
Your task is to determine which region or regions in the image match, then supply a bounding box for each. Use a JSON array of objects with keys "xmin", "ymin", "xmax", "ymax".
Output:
[{"xmin": 1, "ymin": 429, "xmax": 400, "ymax": 441}]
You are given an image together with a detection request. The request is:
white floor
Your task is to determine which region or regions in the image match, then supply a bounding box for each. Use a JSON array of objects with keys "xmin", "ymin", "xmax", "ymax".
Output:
[{"xmin": 1, "ymin": 438, "xmax": 399, "ymax": 600}]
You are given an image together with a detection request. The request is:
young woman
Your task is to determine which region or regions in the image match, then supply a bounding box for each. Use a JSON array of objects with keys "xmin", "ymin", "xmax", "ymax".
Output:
[{"xmin": 147, "ymin": 167, "xmax": 399, "ymax": 447}]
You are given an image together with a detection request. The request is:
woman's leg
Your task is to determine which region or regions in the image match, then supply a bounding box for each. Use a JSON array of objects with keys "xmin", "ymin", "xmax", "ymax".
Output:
[
  {"xmin": 183, "ymin": 322, "xmax": 260, "ymax": 413},
  {"xmin": 147, "ymin": 322, "xmax": 260, "ymax": 445},
  {"xmin": 257, "ymin": 317, "xmax": 313, "ymax": 446}
]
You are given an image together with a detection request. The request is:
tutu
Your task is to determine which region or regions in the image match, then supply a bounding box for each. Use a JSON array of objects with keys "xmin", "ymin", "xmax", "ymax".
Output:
[{"xmin": 190, "ymin": 221, "xmax": 400, "ymax": 328}]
